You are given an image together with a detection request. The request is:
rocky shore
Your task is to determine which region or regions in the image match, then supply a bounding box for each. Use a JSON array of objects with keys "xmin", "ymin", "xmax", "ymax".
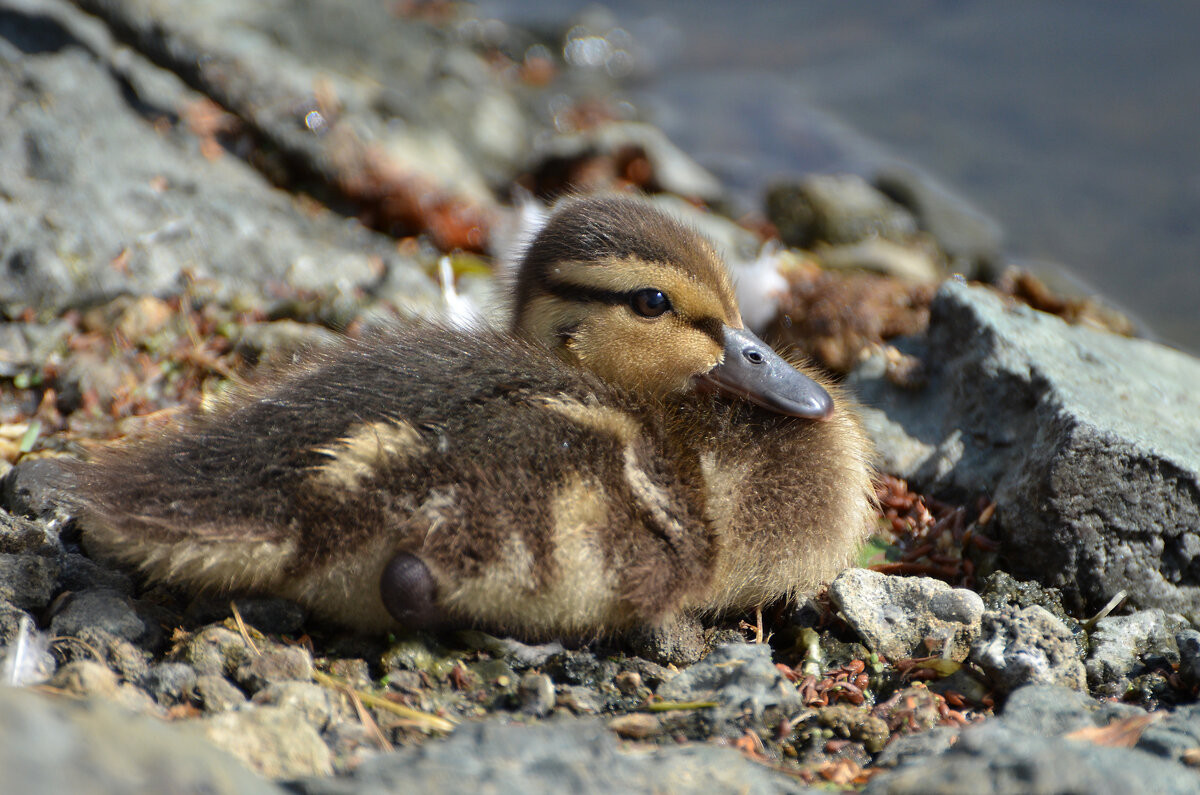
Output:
[{"xmin": 2, "ymin": 2, "xmax": 1198, "ymax": 793}]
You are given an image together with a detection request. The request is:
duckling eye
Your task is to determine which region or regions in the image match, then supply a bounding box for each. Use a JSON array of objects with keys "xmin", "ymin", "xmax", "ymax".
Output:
[{"xmin": 631, "ymin": 289, "xmax": 670, "ymax": 318}]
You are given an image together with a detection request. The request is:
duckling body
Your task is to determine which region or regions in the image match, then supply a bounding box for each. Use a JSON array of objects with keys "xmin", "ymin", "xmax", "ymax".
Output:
[{"xmin": 69, "ymin": 196, "xmax": 874, "ymax": 638}]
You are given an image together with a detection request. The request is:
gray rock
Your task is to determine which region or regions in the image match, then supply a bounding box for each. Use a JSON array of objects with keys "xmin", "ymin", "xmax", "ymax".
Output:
[
  {"xmin": 252, "ymin": 681, "xmax": 344, "ymax": 731},
  {"xmin": 851, "ymin": 281, "xmax": 1200, "ymax": 615},
  {"xmin": 969, "ymin": 605, "xmax": 1087, "ymax": 694},
  {"xmin": 0, "ymin": 552, "xmax": 58, "ymax": 611},
  {"xmin": 872, "ymin": 726, "xmax": 960, "ymax": 769},
  {"xmin": 49, "ymin": 660, "xmax": 121, "ymax": 700},
  {"xmin": 1086, "ymin": 610, "xmax": 1183, "ymax": 696},
  {"xmin": 1, "ymin": 457, "xmax": 70, "ymax": 518},
  {"xmin": 996, "ymin": 684, "xmax": 1100, "ymax": 736},
  {"xmin": 1138, "ymin": 702, "xmax": 1200, "ymax": 766},
  {"xmin": 0, "ymin": 10, "xmax": 438, "ymax": 316},
  {"xmin": 291, "ymin": 717, "xmax": 809, "ymax": 795},
  {"xmin": 829, "ymin": 568, "xmax": 984, "ymax": 662},
  {"xmin": 172, "ymin": 625, "xmax": 253, "ymax": 678},
  {"xmin": 657, "ymin": 642, "xmax": 799, "ymax": 726},
  {"xmin": 456, "ymin": 630, "xmax": 566, "ymax": 670},
  {"xmin": 50, "ymin": 588, "xmax": 160, "ymax": 648},
  {"xmin": 138, "ymin": 662, "xmax": 198, "ymax": 706},
  {"xmin": 766, "ymin": 173, "xmax": 918, "ymax": 249},
  {"xmin": 235, "ymin": 644, "xmax": 315, "ymax": 694},
  {"xmin": 59, "ymin": 626, "xmax": 151, "ymax": 682},
  {"xmin": 874, "ymin": 163, "xmax": 1004, "ymax": 277},
  {"xmin": 865, "ymin": 720, "xmax": 1200, "ymax": 795},
  {"xmin": 517, "ymin": 671, "xmax": 556, "ymax": 717},
  {"xmin": 194, "ymin": 673, "xmax": 248, "ymax": 713},
  {"xmin": 0, "ymin": 686, "xmax": 282, "ymax": 795},
  {"xmin": 1176, "ymin": 629, "xmax": 1200, "ymax": 688},
  {"xmin": 56, "ymin": 551, "xmax": 136, "ymax": 596},
  {"xmin": 201, "ymin": 706, "xmax": 333, "ymax": 780}
]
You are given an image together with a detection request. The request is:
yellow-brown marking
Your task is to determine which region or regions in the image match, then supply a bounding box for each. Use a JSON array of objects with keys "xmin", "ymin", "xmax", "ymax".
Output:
[{"xmin": 311, "ymin": 419, "xmax": 428, "ymax": 491}]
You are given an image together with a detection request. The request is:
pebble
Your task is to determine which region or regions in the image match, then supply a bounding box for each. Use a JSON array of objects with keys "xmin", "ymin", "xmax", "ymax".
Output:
[
  {"xmin": 194, "ymin": 674, "xmax": 248, "ymax": 713},
  {"xmin": 969, "ymin": 606, "xmax": 1087, "ymax": 694},
  {"xmin": 657, "ymin": 642, "xmax": 798, "ymax": 727},
  {"xmin": 235, "ymin": 645, "xmax": 315, "ymax": 694},
  {"xmin": 517, "ymin": 671, "xmax": 556, "ymax": 717},
  {"xmin": 50, "ymin": 589, "xmax": 159, "ymax": 648},
  {"xmin": 1176, "ymin": 629, "xmax": 1200, "ymax": 689},
  {"xmin": 138, "ymin": 662, "xmax": 198, "ymax": 707},
  {"xmin": 830, "ymin": 568, "xmax": 984, "ymax": 662},
  {"xmin": 173, "ymin": 626, "xmax": 254, "ymax": 678},
  {"xmin": 252, "ymin": 681, "xmax": 344, "ymax": 731},
  {"xmin": 201, "ymin": 706, "xmax": 334, "ymax": 780},
  {"xmin": 1085, "ymin": 609, "xmax": 1183, "ymax": 696}
]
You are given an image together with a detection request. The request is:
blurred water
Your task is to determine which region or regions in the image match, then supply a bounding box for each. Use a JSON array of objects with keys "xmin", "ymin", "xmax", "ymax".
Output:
[{"xmin": 487, "ymin": 1, "xmax": 1200, "ymax": 352}]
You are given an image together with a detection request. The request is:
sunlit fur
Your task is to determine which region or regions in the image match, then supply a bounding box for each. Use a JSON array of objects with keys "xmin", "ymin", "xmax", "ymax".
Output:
[{"xmin": 67, "ymin": 194, "xmax": 875, "ymax": 639}]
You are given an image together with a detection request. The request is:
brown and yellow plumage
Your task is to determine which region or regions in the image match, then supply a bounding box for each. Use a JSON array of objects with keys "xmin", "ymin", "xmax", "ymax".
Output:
[{"xmin": 66, "ymin": 195, "xmax": 875, "ymax": 638}]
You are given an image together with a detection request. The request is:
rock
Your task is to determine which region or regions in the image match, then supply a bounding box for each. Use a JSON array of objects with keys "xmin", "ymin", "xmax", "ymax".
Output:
[
  {"xmin": 517, "ymin": 671, "xmax": 556, "ymax": 717},
  {"xmin": 0, "ymin": 509, "xmax": 62, "ymax": 611},
  {"xmin": 1138, "ymin": 702, "xmax": 1200, "ymax": 766},
  {"xmin": 817, "ymin": 703, "xmax": 890, "ymax": 753},
  {"xmin": 851, "ymin": 281, "xmax": 1200, "ymax": 615},
  {"xmin": 1, "ymin": 457, "xmax": 69, "ymax": 518},
  {"xmin": 874, "ymin": 164, "xmax": 1004, "ymax": 277},
  {"xmin": 456, "ymin": 630, "xmax": 565, "ymax": 670},
  {"xmin": 50, "ymin": 588, "xmax": 160, "ymax": 648},
  {"xmin": 138, "ymin": 662, "xmax": 198, "ymax": 706},
  {"xmin": 538, "ymin": 122, "xmax": 725, "ymax": 203},
  {"xmin": 49, "ymin": 660, "xmax": 120, "ymax": 700},
  {"xmin": 201, "ymin": 706, "xmax": 333, "ymax": 780},
  {"xmin": 252, "ymin": 681, "xmax": 344, "ymax": 731},
  {"xmin": 0, "ymin": 9, "xmax": 439, "ymax": 315},
  {"xmin": 1176, "ymin": 629, "xmax": 1200, "ymax": 688},
  {"xmin": 766, "ymin": 174, "xmax": 918, "ymax": 249},
  {"xmin": 0, "ymin": 686, "xmax": 282, "ymax": 794},
  {"xmin": 872, "ymin": 726, "xmax": 960, "ymax": 769},
  {"xmin": 234, "ymin": 645, "xmax": 314, "ymax": 694},
  {"xmin": 290, "ymin": 717, "xmax": 807, "ymax": 795},
  {"xmin": 194, "ymin": 673, "xmax": 248, "ymax": 713},
  {"xmin": 172, "ymin": 626, "xmax": 253, "ymax": 678},
  {"xmin": 60, "ymin": 626, "xmax": 151, "ymax": 682},
  {"xmin": 657, "ymin": 642, "xmax": 799, "ymax": 728},
  {"xmin": 57, "ymin": 551, "xmax": 136, "ymax": 595},
  {"xmin": 626, "ymin": 612, "xmax": 708, "ymax": 666},
  {"xmin": 1086, "ymin": 610, "xmax": 1183, "ymax": 696},
  {"xmin": 969, "ymin": 606, "xmax": 1087, "ymax": 695},
  {"xmin": 996, "ymin": 684, "xmax": 1100, "ymax": 736},
  {"xmin": 0, "ymin": 552, "xmax": 58, "ymax": 611},
  {"xmin": 865, "ymin": 720, "xmax": 1200, "ymax": 795},
  {"xmin": 829, "ymin": 569, "xmax": 984, "ymax": 662}
]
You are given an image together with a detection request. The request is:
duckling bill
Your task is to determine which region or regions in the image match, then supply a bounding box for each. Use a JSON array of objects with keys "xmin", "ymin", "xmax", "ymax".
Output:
[{"xmin": 66, "ymin": 195, "xmax": 875, "ymax": 638}]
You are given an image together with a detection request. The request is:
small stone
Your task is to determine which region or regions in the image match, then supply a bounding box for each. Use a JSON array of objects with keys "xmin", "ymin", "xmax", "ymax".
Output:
[
  {"xmin": 56, "ymin": 552, "xmax": 135, "ymax": 596},
  {"xmin": 50, "ymin": 589, "xmax": 159, "ymax": 648},
  {"xmin": 657, "ymin": 642, "xmax": 799, "ymax": 727},
  {"xmin": 172, "ymin": 626, "xmax": 253, "ymax": 678},
  {"xmin": 194, "ymin": 674, "xmax": 247, "ymax": 713},
  {"xmin": 817, "ymin": 703, "xmax": 890, "ymax": 753},
  {"xmin": 49, "ymin": 661, "xmax": 119, "ymax": 699},
  {"xmin": 138, "ymin": 662, "xmax": 198, "ymax": 707},
  {"xmin": 1176, "ymin": 630, "xmax": 1200, "ymax": 689},
  {"xmin": 626, "ymin": 612, "xmax": 707, "ymax": 666},
  {"xmin": 969, "ymin": 605, "xmax": 1087, "ymax": 694},
  {"xmin": 830, "ymin": 569, "xmax": 984, "ymax": 662},
  {"xmin": 327, "ymin": 658, "xmax": 371, "ymax": 690},
  {"xmin": 608, "ymin": 713, "xmax": 661, "ymax": 739},
  {"xmin": 235, "ymin": 645, "xmax": 314, "ymax": 694},
  {"xmin": 0, "ymin": 554, "xmax": 59, "ymax": 612},
  {"xmin": 1, "ymin": 458, "xmax": 70, "ymax": 518},
  {"xmin": 252, "ymin": 681, "xmax": 343, "ymax": 731},
  {"xmin": 517, "ymin": 671, "xmax": 556, "ymax": 717},
  {"xmin": 63, "ymin": 627, "xmax": 151, "ymax": 682},
  {"xmin": 201, "ymin": 706, "xmax": 333, "ymax": 779},
  {"xmin": 1086, "ymin": 609, "xmax": 1183, "ymax": 696},
  {"xmin": 613, "ymin": 670, "xmax": 642, "ymax": 696},
  {"xmin": 766, "ymin": 174, "xmax": 918, "ymax": 249}
]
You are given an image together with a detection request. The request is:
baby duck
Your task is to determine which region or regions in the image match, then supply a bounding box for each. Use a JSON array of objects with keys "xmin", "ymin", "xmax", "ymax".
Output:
[{"xmin": 66, "ymin": 195, "xmax": 875, "ymax": 638}]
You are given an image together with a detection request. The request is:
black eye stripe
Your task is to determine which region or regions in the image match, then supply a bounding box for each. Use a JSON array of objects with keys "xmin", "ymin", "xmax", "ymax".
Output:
[{"xmin": 543, "ymin": 279, "xmax": 723, "ymax": 344}]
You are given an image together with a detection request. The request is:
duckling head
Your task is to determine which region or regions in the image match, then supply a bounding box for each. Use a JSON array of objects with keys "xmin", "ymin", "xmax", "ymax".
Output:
[{"xmin": 512, "ymin": 195, "xmax": 832, "ymax": 418}]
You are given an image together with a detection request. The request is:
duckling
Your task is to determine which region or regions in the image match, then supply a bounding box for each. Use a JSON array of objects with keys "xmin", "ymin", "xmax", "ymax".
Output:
[{"xmin": 65, "ymin": 195, "xmax": 875, "ymax": 638}]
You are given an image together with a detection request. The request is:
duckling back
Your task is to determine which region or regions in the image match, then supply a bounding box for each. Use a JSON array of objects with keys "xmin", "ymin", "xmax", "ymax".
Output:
[{"xmin": 69, "ymin": 325, "xmax": 719, "ymax": 636}]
